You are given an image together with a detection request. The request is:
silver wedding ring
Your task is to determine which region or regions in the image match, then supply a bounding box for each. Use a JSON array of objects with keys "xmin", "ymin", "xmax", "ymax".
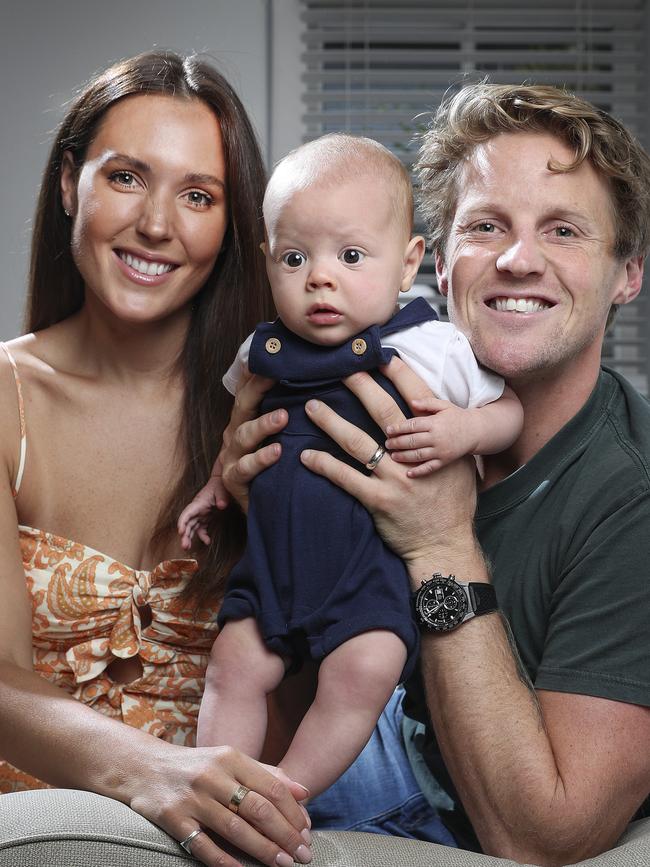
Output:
[
  {"xmin": 228, "ymin": 783, "xmax": 251, "ymax": 814},
  {"xmin": 365, "ymin": 445, "xmax": 386, "ymax": 471},
  {"xmin": 179, "ymin": 827, "xmax": 203, "ymax": 854}
]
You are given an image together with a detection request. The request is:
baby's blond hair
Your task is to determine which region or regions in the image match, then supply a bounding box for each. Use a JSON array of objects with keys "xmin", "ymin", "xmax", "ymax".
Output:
[{"xmin": 264, "ymin": 133, "xmax": 414, "ymax": 237}]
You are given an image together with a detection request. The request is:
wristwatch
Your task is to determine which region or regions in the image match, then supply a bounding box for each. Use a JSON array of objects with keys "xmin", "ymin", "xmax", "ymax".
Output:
[{"xmin": 413, "ymin": 573, "xmax": 498, "ymax": 633}]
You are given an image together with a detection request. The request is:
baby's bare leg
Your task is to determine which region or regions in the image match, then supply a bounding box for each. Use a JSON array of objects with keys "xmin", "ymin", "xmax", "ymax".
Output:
[
  {"xmin": 279, "ymin": 630, "xmax": 407, "ymax": 797},
  {"xmin": 197, "ymin": 617, "xmax": 286, "ymax": 757},
  {"xmin": 263, "ymin": 659, "xmax": 319, "ymax": 764}
]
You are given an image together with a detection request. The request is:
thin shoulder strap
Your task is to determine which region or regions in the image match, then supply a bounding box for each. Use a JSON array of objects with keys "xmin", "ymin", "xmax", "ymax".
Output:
[{"xmin": 0, "ymin": 343, "xmax": 27, "ymax": 497}]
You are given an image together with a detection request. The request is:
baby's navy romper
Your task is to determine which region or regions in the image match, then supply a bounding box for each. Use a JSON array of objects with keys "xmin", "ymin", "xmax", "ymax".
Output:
[{"xmin": 217, "ymin": 298, "xmax": 438, "ymax": 679}]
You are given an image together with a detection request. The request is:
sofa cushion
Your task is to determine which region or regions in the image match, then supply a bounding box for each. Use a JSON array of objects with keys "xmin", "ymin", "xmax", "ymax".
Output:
[{"xmin": 1, "ymin": 789, "xmax": 649, "ymax": 867}]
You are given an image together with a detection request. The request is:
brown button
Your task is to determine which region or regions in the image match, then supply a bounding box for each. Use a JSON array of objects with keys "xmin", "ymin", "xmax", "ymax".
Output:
[
  {"xmin": 352, "ymin": 338, "xmax": 367, "ymax": 355},
  {"xmin": 265, "ymin": 337, "xmax": 282, "ymax": 354}
]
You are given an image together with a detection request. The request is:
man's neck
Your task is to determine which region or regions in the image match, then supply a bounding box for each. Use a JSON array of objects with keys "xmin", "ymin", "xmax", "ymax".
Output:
[{"xmin": 481, "ymin": 359, "xmax": 601, "ymax": 489}]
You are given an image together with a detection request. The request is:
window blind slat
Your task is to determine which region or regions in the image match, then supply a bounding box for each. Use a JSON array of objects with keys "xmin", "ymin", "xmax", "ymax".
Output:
[
  {"xmin": 303, "ymin": 70, "xmax": 646, "ymax": 84},
  {"xmin": 302, "ymin": 10, "xmax": 644, "ymax": 26},
  {"xmin": 303, "ymin": 50, "xmax": 645, "ymax": 64},
  {"xmin": 303, "ymin": 30, "xmax": 643, "ymax": 44},
  {"xmin": 304, "ymin": 0, "xmax": 643, "ymax": 8}
]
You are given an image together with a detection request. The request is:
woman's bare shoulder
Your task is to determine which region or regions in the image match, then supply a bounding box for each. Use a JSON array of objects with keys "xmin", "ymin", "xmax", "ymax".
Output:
[
  {"xmin": 0, "ymin": 327, "xmax": 69, "ymax": 466},
  {"xmin": 2, "ymin": 325, "xmax": 87, "ymax": 413},
  {"xmin": 3, "ymin": 324, "xmax": 69, "ymax": 372},
  {"xmin": 0, "ymin": 338, "xmax": 27, "ymax": 492},
  {"xmin": 0, "ymin": 334, "xmax": 33, "ymax": 405},
  {"xmin": 0, "ymin": 337, "xmax": 42, "ymax": 664}
]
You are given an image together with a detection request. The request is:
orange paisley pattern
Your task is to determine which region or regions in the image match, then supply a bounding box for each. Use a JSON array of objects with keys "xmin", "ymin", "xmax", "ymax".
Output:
[{"xmin": 0, "ymin": 526, "xmax": 220, "ymax": 794}]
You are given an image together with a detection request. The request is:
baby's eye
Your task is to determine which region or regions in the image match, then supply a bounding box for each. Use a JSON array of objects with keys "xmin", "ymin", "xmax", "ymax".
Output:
[
  {"xmin": 341, "ymin": 248, "xmax": 364, "ymax": 265},
  {"xmin": 282, "ymin": 251, "xmax": 306, "ymax": 268}
]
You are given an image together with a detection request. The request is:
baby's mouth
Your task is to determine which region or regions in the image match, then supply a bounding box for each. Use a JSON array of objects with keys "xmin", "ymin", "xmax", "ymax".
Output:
[
  {"xmin": 307, "ymin": 303, "xmax": 341, "ymax": 315},
  {"xmin": 307, "ymin": 304, "xmax": 342, "ymax": 324}
]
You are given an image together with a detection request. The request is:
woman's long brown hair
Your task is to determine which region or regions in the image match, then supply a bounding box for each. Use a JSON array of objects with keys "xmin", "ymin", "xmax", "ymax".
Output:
[{"xmin": 26, "ymin": 50, "xmax": 274, "ymax": 605}]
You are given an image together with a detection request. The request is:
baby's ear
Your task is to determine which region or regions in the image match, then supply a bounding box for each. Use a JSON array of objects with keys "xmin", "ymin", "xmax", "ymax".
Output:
[
  {"xmin": 259, "ymin": 242, "xmax": 266, "ymax": 255},
  {"xmin": 400, "ymin": 235, "xmax": 426, "ymax": 293}
]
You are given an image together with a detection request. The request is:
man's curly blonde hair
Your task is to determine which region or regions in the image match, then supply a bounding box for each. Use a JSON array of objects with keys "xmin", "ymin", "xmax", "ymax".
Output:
[{"xmin": 416, "ymin": 83, "xmax": 650, "ymax": 263}]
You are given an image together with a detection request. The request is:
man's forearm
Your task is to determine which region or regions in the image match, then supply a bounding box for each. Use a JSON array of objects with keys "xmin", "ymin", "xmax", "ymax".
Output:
[
  {"xmin": 409, "ymin": 541, "xmax": 634, "ymax": 866},
  {"xmin": 417, "ymin": 608, "xmax": 558, "ymax": 862}
]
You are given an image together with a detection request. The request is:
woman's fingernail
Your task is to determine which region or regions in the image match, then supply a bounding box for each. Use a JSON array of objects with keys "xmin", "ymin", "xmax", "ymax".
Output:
[
  {"xmin": 305, "ymin": 400, "xmax": 320, "ymax": 413},
  {"xmin": 294, "ymin": 782, "xmax": 310, "ymax": 796},
  {"xmin": 276, "ymin": 852, "xmax": 294, "ymax": 867},
  {"xmin": 301, "ymin": 450, "xmax": 312, "ymax": 462},
  {"xmin": 295, "ymin": 844, "xmax": 312, "ymax": 863},
  {"xmin": 301, "ymin": 828, "xmax": 312, "ymax": 845},
  {"xmin": 386, "ymin": 425, "xmax": 394, "ymax": 434}
]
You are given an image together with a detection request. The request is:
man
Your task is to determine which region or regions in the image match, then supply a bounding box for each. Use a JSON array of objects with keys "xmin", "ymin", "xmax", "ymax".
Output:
[{"xmin": 220, "ymin": 84, "xmax": 650, "ymax": 866}]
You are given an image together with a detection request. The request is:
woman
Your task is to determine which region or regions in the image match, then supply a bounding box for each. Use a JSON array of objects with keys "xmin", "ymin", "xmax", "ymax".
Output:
[{"xmin": 0, "ymin": 50, "xmax": 312, "ymax": 867}]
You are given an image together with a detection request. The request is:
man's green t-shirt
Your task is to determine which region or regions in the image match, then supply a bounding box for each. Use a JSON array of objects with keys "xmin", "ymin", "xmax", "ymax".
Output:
[{"xmin": 405, "ymin": 367, "xmax": 650, "ymax": 842}]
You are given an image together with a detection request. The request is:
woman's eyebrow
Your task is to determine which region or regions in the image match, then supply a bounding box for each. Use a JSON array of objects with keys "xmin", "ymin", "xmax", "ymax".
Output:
[
  {"xmin": 101, "ymin": 153, "xmax": 225, "ymax": 190},
  {"xmin": 101, "ymin": 152, "xmax": 150, "ymax": 173},
  {"xmin": 184, "ymin": 172, "xmax": 226, "ymax": 191}
]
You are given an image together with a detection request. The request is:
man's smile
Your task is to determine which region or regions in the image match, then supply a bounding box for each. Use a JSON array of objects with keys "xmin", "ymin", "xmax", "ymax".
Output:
[{"xmin": 488, "ymin": 296, "xmax": 554, "ymax": 314}]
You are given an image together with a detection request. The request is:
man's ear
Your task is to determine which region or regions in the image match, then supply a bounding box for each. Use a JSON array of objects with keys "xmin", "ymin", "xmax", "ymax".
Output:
[
  {"xmin": 399, "ymin": 235, "xmax": 426, "ymax": 293},
  {"xmin": 613, "ymin": 255, "xmax": 644, "ymax": 306},
  {"xmin": 60, "ymin": 151, "xmax": 78, "ymax": 217},
  {"xmin": 435, "ymin": 250, "xmax": 449, "ymax": 297}
]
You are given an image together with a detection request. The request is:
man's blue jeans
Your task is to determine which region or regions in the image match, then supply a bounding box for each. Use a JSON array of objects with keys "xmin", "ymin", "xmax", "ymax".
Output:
[{"xmin": 308, "ymin": 688, "xmax": 457, "ymax": 846}]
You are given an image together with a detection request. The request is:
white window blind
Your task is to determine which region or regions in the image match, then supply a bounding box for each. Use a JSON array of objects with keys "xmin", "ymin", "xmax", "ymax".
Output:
[{"xmin": 299, "ymin": 0, "xmax": 650, "ymax": 394}]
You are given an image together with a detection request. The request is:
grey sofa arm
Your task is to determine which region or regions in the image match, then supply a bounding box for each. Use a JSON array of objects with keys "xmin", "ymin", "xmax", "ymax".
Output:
[{"xmin": 0, "ymin": 789, "xmax": 648, "ymax": 867}]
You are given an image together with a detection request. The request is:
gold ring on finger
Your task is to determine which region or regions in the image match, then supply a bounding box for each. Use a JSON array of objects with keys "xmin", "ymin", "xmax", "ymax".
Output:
[{"xmin": 228, "ymin": 783, "xmax": 251, "ymax": 814}]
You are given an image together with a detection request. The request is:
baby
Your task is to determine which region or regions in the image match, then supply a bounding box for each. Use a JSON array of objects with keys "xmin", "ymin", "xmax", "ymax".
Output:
[{"xmin": 178, "ymin": 134, "xmax": 523, "ymax": 797}]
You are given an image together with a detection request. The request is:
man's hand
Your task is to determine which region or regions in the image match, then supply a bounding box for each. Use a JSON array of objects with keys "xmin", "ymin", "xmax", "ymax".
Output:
[{"xmin": 299, "ymin": 357, "xmax": 479, "ymax": 570}]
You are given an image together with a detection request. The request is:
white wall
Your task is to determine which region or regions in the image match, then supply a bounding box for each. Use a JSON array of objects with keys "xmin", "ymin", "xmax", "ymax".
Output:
[
  {"xmin": 0, "ymin": 0, "xmax": 275, "ymax": 339},
  {"xmin": 269, "ymin": 0, "xmax": 304, "ymax": 165}
]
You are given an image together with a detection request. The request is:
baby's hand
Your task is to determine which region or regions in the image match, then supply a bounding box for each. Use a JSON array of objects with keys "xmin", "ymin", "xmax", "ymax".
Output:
[
  {"xmin": 385, "ymin": 398, "xmax": 478, "ymax": 477},
  {"xmin": 177, "ymin": 477, "xmax": 222, "ymax": 550}
]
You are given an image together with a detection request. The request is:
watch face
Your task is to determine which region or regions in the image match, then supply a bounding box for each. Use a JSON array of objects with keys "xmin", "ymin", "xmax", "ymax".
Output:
[{"xmin": 415, "ymin": 577, "xmax": 469, "ymax": 632}]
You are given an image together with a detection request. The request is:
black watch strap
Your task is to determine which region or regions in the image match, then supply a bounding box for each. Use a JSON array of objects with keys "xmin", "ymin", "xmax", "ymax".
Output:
[{"xmin": 468, "ymin": 582, "xmax": 498, "ymax": 616}]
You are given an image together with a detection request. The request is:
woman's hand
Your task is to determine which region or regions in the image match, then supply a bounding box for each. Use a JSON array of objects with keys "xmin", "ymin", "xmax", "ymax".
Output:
[
  {"xmin": 218, "ymin": 373, "xmax": 286, "ymax": 513},
  {"xmin": 299, "ymin": 357, "xmax": 479, "ymax": 571},
  {"xmin": 130, "ymin": 742, "xmax": 312, "ymax": 867}
]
